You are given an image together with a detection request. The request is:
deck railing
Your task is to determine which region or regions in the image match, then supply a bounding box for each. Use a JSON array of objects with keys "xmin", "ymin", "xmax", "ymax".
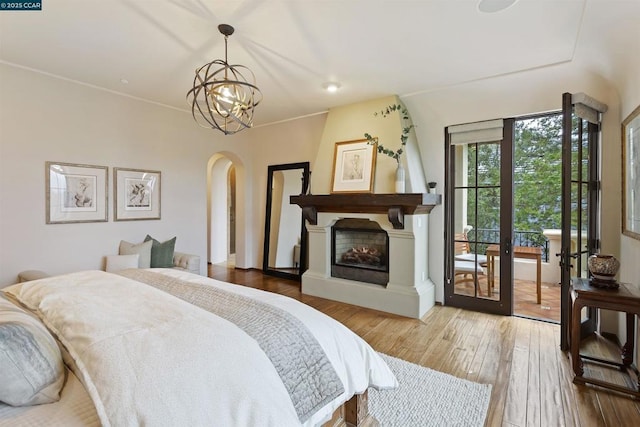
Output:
[{"xmin": 466, "ymin": 228, "xmax": 550, "ymax": 262}]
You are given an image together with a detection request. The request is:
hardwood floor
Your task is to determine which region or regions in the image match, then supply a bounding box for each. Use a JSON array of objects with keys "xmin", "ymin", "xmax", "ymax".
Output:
[{"xmin": 208, "ymin": 265, "xmax": 640, "ymax": 427}]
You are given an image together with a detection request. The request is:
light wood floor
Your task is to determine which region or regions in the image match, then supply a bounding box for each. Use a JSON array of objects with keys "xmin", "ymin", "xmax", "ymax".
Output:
[
  {"xmin": 208, "ymin": 265, "xmax": 640, "ymax": 427},
  {"xmin": 513, "ymin": 279, "xmax": 561, "ymax": 322},
  {"xmin": 455, "ymin": 277, "xmax": 562, "ymax": 322}
]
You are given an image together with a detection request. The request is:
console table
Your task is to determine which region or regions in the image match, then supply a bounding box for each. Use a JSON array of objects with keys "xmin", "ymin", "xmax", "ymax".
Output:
[{"xmin": 570, "ymin": 277, "xmax": 640, "ymax": 398}]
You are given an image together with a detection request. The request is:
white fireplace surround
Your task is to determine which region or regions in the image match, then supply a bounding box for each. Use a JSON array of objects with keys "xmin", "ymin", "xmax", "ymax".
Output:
[{"xmin": 302, "ymin": 211, "xmax": 435, "ymax": 318}]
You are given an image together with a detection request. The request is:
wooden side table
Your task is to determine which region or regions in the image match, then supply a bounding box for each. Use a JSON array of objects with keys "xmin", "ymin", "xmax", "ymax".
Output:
[
  {"xmin": 570, "ymin": 277, "xmax": 640, "ymax": 398},
  {"xmin": 486, "ymin": 245, "xmax": 542, "ymax": 303}
]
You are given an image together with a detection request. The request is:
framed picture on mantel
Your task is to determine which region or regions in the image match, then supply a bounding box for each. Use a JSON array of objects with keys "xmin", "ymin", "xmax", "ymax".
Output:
[{"xmin": 331, "ymin": 139, "xmax": 377, "ymax": 193}]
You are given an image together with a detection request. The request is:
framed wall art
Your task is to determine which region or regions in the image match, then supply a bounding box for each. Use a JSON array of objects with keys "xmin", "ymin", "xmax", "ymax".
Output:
[
  {"xmin": 330, "ymin": 139, "xmax": 377, "ymax": 193},
  {"xmin": 622, "ymin": 104, "xmax": 640, "ymax": 240},
  {"xmin": 114, "ymin": 168, "xmax": 161, "ymax": 221},
  {"xmin": 46, "ymin": 162, "xmax": 108, "ymax": 224}
]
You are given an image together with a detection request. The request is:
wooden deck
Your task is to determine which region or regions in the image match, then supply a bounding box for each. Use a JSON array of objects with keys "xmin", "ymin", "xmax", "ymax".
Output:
[
  {"xmin": 209, "ymin": 264, "xmax": 640, "ymax": 427},
  {"xmin": 455, "ymin": 277, "xmax": 561, "ymax": 322},
  {"xmin": 514, "ymin": 279, "xmax": 561, "ymax": 322}
]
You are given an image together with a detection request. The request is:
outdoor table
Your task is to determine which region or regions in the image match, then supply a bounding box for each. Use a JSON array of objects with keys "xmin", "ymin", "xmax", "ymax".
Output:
[{"xmin": 486, "ymin": 244, "xmax": 542, "ymax": 304}]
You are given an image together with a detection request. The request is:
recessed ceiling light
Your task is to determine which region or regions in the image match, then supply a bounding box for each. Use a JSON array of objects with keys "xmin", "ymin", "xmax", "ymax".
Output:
[
  {"xmin": 323, "ymin": 82, "xmax": 341, "ymax": 93},
  {"xmin": 478, "ymin": 0, "xmax": 518, "ymax": 13},
  {"xmin": 120, "ymin": 78, "xmax": 129, "ymax": 84}
]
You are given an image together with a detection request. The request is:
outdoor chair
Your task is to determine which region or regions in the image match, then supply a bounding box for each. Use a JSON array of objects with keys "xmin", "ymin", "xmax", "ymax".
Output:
[
  {"xmin": 454, "ymin": 233, "xmax": 488, "ymax": 295},
  {"xmin": 454, "ymin": 260, "xmax": 487, "ymax": 296},
  {"xmin": 454, "ymin": 233, "xmax": 488, "ymax": 266}
]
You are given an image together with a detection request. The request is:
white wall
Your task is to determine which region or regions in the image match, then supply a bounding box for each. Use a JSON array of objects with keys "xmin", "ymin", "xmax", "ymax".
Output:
[
  {"xmin": 238, "ymin": 115, "xmax": 326, "ymax": 269},
  {"xmin": 0, "ymin": 64, "xmax": 249, "ymax": 284},
  {"xmin": 0, "ymin": 62, "xmax": 326, "ymax": 286},
  {"xmin": 616, "ymin": 61, "xmax": 640, "ymax": 365}
]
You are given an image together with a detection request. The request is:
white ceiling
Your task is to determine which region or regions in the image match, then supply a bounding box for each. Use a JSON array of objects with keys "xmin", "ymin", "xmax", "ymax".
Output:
[{"xmin": 1, "ymin": 0, "xmax": 637, "ymax": 126}]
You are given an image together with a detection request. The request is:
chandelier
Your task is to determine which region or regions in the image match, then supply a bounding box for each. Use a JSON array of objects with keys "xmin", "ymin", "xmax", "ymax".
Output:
[{"xmin": 187, "ymin": 24, "xmax": 262, "ymax": 135}]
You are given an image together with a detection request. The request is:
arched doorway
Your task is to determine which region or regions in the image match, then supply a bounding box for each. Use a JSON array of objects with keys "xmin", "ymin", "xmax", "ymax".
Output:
[{"xmin": 207, "ymin": 153, "xmax": 246, "ymax": 269}]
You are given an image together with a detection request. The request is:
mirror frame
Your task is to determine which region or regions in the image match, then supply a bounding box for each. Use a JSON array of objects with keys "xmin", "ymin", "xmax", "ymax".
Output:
[{"xmin": 262, "ymin": 162, "xmax": 310, "ymax": 281}]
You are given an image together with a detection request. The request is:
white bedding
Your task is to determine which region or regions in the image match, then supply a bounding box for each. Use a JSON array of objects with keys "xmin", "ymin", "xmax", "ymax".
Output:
[
  {"xmin": 3, "ymin": 269, "xmax": 397, "ymax": 426},
  {"xmin": 0, "ymin": 369, "xmax": 99, "ymax": 427}
]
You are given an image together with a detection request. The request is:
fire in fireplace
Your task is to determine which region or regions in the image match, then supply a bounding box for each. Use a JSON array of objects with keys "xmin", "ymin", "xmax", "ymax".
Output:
[
  {"xmin": 331, "ymin": 218, "xmax": 389, "ymax": 285},
  {"xmin": 340, "ymin": 246, "xmax": 384, "ymax": 268}
]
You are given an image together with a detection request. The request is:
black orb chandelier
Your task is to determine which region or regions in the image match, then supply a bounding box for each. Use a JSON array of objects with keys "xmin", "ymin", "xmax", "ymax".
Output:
[{"xmin": 187, "ymin": 24, "xmax": 262, "ymax": 135}]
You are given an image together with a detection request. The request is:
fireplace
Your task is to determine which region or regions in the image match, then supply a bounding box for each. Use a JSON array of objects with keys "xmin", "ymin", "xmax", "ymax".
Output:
[
  {"xmin": 290, "ymin": 193, "xmax": 441, "ymax": 318},
  {"xmin": 331, "ymin": 218, "xmax": 389, "ymax": 285}
]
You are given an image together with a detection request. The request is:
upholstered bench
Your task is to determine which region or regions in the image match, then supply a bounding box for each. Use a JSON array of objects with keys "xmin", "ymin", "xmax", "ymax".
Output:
[
  {"xmin": 105, "ymin": 252, "xmax": 201, "ymax": 275},
  {"xmin": 17, "ymin": 251, "xmax": 201, "ymax": 284},
  {"xmin": 111, "ymin": 236, "xmax": 201, "ymax": 275},
  {"xmin": 18, "ymin": 270, "xmax": 51, "ymax": 283},
  {"xmin": 172, "ymin": 252, "xmax": 201, "ymax": 274}
]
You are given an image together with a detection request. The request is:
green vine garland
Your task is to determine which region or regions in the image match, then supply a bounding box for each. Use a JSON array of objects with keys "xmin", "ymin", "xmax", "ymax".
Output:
[{"xmin": 364, "ymin": 104, "xmax": 415, "ymax": 164}]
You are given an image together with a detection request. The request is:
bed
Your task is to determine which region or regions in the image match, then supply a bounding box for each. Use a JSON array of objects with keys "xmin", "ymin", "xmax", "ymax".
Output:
[{"xmin": 0, "ymin": 269, "xmax": 397, "ymax": 426}]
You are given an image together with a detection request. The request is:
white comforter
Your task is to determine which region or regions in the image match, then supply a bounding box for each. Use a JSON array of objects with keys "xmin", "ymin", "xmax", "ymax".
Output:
[{"xmin": 5, "ymin": 269, "xmax": 396, "ymax": 427}]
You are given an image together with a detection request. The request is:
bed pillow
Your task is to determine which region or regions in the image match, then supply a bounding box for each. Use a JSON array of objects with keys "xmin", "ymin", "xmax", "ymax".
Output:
[
  {"xmin": 105, "ymin": 254, "xmax": 140, "ymax": 272},
  {"xmin": 0, "ymin": 295, "xmax": 65, "ymax": 406},
  {"xmin": 144, "ymin": 235, "xmax": 176, "ymax": 268},
  {"xmin": 119, "ymin": 239, "xmax": 152, "ymax": 269}
]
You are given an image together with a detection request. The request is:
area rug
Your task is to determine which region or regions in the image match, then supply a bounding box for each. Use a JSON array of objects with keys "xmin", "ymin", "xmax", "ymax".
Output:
[{"xmin": 369, "ymin": 354, "xmax": 492, "ymax": 427}]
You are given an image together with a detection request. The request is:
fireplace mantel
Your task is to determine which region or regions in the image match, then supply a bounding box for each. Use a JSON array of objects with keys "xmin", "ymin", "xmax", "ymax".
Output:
[{"xmin": 290, "ymin": 193, "xmax": 441, "ymax": 229}]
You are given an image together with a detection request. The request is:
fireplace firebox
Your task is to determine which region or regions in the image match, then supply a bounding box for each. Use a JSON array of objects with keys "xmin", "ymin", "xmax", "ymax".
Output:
[{"xmin": 331, "ymin": 218, "xmax": 389, "ymax": 285}]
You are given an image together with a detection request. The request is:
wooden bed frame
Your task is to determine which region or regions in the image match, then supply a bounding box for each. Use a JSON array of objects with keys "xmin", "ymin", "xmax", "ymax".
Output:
[{"xmin": 323, "ymin": 391, "xmax": 379, "ymax": 427}]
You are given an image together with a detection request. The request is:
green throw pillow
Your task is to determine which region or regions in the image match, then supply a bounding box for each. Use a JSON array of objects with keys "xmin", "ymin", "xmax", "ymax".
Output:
[{"xmin": 144, "ymin": 235, "xmax": 176, "ymax": 268}]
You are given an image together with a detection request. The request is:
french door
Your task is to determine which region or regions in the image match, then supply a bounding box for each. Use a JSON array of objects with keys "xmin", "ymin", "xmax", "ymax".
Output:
[
  {"xmin": 444, "ymin": 119, "xmax": 514, "ymax": 315},
  {"xmin": 445, "ymin": 94, "xmax": 604, "ymax": 321},
  {"xmin": 559, "ymin": 92, "xmax": 604, "ymax": 350}
]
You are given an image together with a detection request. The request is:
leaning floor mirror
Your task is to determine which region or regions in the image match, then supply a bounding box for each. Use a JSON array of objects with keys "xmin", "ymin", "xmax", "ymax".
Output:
[{"xmin": 263, "ymin": 162, "xmax": 310, "ymax": 281}]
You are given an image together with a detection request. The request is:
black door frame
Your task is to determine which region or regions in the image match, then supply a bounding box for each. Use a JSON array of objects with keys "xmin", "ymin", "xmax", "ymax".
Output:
[
  {"xmin": 559, "ymin": 92, "xmax": 600, "ymax": 350},
  {"xmin": 444, "ymin": 119, "xmax": 514, "ymax": 315}
]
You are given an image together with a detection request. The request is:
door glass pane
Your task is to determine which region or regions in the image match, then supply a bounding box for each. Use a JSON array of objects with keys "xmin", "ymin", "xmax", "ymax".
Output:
[
  {"xmin": 476, "ymin": 187, "xmax": 501, "ymax": 234},
  {"xmin": 466, "ymin": 188, "xmax": 477, "ymax": 231},
  {"xmin": 570, "ymin": 182, "xmax": 582, "ymax": 277},
  {"xmin": 465, "ymin": 144, "xmax": 477, "ymax": 187},
  {"xmin": 571, "ymin": 115, "xmax": 583, "ymax": 181},
  {"xmin": 453, "ymin": 142, "xmax": 500, "ymax": 301},
  {"xmin": 571, "ymin": 137, "xmax": 580, "ymax": 181},
  {"xmin": 477, "ymin": 143, "xmax": 501, "ymax": 187},
  {"xmin": 580, "ymin": 182, "xmax": 589, "ymax": 276},
  {"xmin": 581, "ymin": 125, "xmax": 589, "ymax": 179},
  {"xmin": 477, "ymin": 187, "xmax": 500, "ymax": 301}
]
